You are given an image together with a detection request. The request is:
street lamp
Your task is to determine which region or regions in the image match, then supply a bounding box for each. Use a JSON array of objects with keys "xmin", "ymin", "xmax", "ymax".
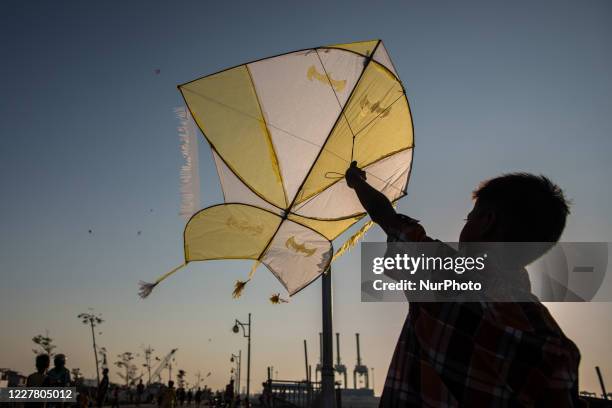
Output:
[{"xmin": 232, "ymin": 313, "xmax": 251, "ymax": 407}]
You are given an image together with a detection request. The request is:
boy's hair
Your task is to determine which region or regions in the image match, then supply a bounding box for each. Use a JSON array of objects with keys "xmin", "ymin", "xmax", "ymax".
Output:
[
  {"xmin": 473, "ymin": 173, "xmax": 570, "ymax": 242},
  {"xmin": 35, "ymin": 354, "xmax": 50, "ymax": 369}
]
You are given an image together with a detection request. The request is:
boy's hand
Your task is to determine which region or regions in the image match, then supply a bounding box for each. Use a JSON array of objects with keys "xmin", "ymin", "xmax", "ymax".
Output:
[{"xmin": 345, "ymin": 161, "xmax": 366, "ymax": 189}]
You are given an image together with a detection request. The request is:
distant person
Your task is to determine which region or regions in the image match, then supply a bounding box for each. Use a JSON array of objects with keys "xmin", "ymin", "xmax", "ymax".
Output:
[
  {"xmin": 186, "ymin": 389, "xmax": 193, "ymax": 405},
  {"xmin": 160, "ymin": 381, "xmax": 177, "ymax": 408},
  {"xmin": 177, "ymin": 386, "xmax": 186, "ymax": 406},
  {"xmin": 194, "ymin": 388, "xmax": 202, "ymax": 408},
  {"xmin": 110, "ymin": 386, "xmax": 119, "ymax": 408},
  {"xmin": 97, "ymin": 368, "xmax": 110, "ymax": 408},
  {"xmin": 136, "ymin": 379, "xmax": 145, "ymax": 407},
  {"xmin": 77, "ymin": 389, "xmax": 90, "ymax": 408},
  {"xmin": 345, "ymin": 164, "xmax": 581, "ymax": 406},
  {"xmin": 260, "ymin": 382, "xmax": 271, "ymax": 407},
  {"xmin": 46, "ymin": 354, "xmax": 71, "ymax": 387},
  {"xmin": 224, "ymin": 380, "xmax": 234, "ymax": 407}
]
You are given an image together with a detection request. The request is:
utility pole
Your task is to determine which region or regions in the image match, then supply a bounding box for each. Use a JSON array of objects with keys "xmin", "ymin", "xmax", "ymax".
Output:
[{"xmin": 304, "ymin": 340, "xmax": 309, "ymax": 382}]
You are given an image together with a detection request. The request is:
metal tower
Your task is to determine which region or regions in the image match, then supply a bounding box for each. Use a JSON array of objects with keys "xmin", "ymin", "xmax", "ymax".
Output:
[
  {"xmin": 353, "ymin": 333, "xmax": 369, "ymax": 389},
  {"xmin": 334, "ymin": 333, "xmax": 347, "ymax": 388}
]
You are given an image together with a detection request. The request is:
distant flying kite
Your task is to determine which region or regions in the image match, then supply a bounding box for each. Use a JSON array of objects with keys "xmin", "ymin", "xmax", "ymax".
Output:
[{"xmin": 139, "ymin": 40, "xmax": 413, "ymax": 299}]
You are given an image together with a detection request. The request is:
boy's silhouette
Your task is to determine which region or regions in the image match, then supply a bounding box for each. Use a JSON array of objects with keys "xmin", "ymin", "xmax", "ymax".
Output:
[
  {"xmin": 46, "ymin": 354, "xmax": 71, "ymax": 387},
  {"xmin": 26, "ymin": 354, "xmax": 50, "ymax": 408},
  {"xmin": 346, "ymin": 162, "xmax": 581, "ymax": 407},
  {"xmin": 26, "ymin": 354, "xmax": 49, "ymax": 387}
]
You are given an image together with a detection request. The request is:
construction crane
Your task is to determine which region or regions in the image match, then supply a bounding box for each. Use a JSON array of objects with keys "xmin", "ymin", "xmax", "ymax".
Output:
[
  {"xmin": 353, "ymin": 333, "xmax": 369, "ymax": 389},
  {"xmin": 150, "ymin": 348, "xmax": 178, "ymax": 384},
  {"xmin": 334, "ymin": 333, "xmax": 347, "ymax": 389}
]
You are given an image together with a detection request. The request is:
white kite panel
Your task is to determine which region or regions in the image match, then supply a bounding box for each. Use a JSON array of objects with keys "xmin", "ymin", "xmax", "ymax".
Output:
[
  {"xmin": 248, "ymin": 49, "xmax": 365, "ymax": 204},
  {"xmin": 373, "ymin": 42, "xmax": 399, "ymax": 79},
  {"xmin": 261, "ymin": 220, "xmax": 332, "ymax": 295},
  {"xmin": 212, "ymin": 150, "xmax": 283, "ymax": 215},
  {"xmin": 292, "ymin": 148, "xmax": 412, "ymax": 219}
]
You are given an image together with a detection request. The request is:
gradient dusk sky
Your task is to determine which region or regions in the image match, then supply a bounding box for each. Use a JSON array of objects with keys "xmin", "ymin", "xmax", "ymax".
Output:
[{"xmin": 1, "ymin": 0, "xmax": 611, "ymax": 396}]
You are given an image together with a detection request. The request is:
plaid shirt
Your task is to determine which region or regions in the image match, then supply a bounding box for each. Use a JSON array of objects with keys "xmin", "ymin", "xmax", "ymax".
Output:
[{"xmin": 380, "ymin": 216, "xmax": 581, "ymax": 407}]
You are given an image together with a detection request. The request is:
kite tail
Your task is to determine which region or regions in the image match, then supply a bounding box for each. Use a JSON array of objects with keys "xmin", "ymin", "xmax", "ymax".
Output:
[
  {"xmin": 138, "ymin": 263, "xmax": 187, "ymax": 299},
  {"xmin": 331, "ymin": 220, "xmax": 374, "ymax": 263},
  {"xmin": 269, "ymin": 293, "xmax": 289, "ymax": 304},
  {"xmin": 176, "ymin": 106, "xmax": 200, "ymax": 220},
  {"xmin": 232, "ymin": 260, "xmax": 260, "ymax": 299}
]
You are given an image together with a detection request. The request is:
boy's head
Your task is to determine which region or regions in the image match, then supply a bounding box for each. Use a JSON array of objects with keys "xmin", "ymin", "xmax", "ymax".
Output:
[
  {"xmin": 54, "ymin": 354, "xmax": 66, "ymax": 368},
  {"xmin": 460, "ymin": 173, "xmax": 570, "ymax": 243},
  {"xmin": 35, "ymin": 354, "xmax": 50, "ymax": 372}
]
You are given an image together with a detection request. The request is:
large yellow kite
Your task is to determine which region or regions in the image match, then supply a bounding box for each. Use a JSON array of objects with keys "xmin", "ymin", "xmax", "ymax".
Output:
[{"xmin": 139, "ymin": 39, "xmax": 414, "ymax": 298}]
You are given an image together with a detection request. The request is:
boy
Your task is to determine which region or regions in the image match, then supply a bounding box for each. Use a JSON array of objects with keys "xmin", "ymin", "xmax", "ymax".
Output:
[{"xmin": 346, "ymin": 162, "xmax": 581, "ymax": 407}]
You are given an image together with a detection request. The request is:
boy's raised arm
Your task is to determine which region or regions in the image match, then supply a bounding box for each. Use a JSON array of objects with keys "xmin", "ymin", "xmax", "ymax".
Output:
[{"xmin": 345, "ymin": 161, "xmax": 398, "ymax": 235}]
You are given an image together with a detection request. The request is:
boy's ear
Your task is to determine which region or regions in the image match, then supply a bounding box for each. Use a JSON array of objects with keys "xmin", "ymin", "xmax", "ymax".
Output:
[{"xmin": 481, "ymin": 209, "xmax": 498, "ymax": 238}]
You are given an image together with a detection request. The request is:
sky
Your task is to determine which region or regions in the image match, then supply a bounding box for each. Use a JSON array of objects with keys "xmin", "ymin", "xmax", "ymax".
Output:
[{"xmin": 1, "ymin": 0, "xmax": 611, "ymax": 397}]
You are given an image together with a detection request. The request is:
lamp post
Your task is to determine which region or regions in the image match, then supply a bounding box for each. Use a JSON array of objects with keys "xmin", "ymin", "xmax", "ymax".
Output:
[
  {"xmin": 320, "ymin": 270, "xmax": 335, "ymax": 408},
  {"xmin": 232, "ymin": 314, "xmax": 251, "ymax": 407},
  {"xmin": 231, "ymin": 351, "xmax": 242, "ymax": 395}
]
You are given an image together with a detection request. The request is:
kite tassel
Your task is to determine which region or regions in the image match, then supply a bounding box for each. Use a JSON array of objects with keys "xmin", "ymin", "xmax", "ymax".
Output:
[
  {"xmin": 232, "ymin": 279, "xmax": 250, "ymax": 299},
  {"xmin": 138, "ymin": 262, "xmax": 187, "ymax": 299},
  {"xmin": 331, "ymin": 220, "xmax": 375, "ymax": 263},
  {"xmin": 269, "ymin": 293, "xmax": 289, "ymax": 304},
  {"xmin": 138, "ymin": 281, "xmax": 157, "ymax": 299},
  {"xmin": 232, "ymin": 260, "xmax": 260, "ymax": 299}
]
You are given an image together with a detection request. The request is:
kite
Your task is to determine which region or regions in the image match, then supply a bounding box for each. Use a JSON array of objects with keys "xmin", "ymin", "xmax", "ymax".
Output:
[{"xmin": 139, "ymin": 39, "xmax": 414, "ymax": 298}]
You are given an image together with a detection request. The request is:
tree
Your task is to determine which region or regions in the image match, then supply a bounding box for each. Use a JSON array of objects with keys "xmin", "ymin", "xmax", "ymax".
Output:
[
  {"xmin": 177, "ymin": 369, "xmax": 187, "ymax": 388},
  {"xmin": 78, "ymin": 309, "xmax": 104, "ymax": 386},
  {"xmin": 141, "ymin": 345, "xmax": 156, "ymax": 385},
  {"xmin": 115, "ymin": 352, "xmax": 137, "ymax": 387},
  {"xmin": 71, "ymin": 368, "xmax": 82, "ymax": 385},
  {"xmin": 32, "ymin": 330, "xmax": 56, "ymax": 356}
]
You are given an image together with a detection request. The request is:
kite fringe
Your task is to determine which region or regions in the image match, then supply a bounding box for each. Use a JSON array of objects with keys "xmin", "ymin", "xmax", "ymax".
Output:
[
  {"xmin": 331, "ymin": 220, "xmax": 374, "ymax": 263},
  {"xmin": 176, "ymin": 106, "xmax": 200, "ymax": 220},
  {"xmin": 138, "ymin": 263, "xmax": 187, "ymax": 299},
  {"xmin": 269, "ymin": 293, "xmax": 289, "ymax": 304}
]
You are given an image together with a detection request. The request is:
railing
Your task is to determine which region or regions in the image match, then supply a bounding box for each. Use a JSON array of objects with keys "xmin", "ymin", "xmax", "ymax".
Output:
[{"xmin": 264, "ymin": 379, "xmax": 322, "ymax": 407}]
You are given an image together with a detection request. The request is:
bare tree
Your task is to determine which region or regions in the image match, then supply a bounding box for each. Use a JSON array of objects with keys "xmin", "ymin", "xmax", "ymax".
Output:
[
  {"xmin": 177, "ymin": 369, "xmax": 187, "ymax": 388},
  {"xmin": 71, "ymin": 368, "xmax": 82, "ymax": 385},
  {"xmin": 115, "ymin": 352, "xmax": 137, "ymax": 387},
  {"xmin": 141, "ymin": 345, "xmax": 156, "ymax": 385},
  {"xmin": 98, "ymin": 347, "xmax": 108, "ymax": 369},
  {"xmin": 78, "ymin": 309, "xmax": 104, "ymax": 386},
  {"xmin": 32, "ymin": 330, "xmax": 56, "ymax": 356}
]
